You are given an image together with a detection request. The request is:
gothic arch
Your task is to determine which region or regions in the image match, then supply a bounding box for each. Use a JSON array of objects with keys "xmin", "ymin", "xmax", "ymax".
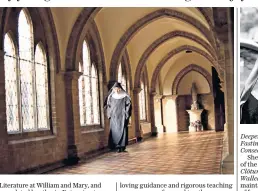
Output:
[
  {"xmin": 1, "ymin": 8, "xmax": 62, "ymax": 137},
  {"xmin": 150, "ymin": 45, "xmax": 221, "ymax": 93},
  {"xmin": 134, "ymin": 30, "xmax": 217, "ymax": 89},
  {"xmin": 109, "ymin": 48, "xmax": 133, "ymax": 91},
  {"xmin": 0, "ymin": 7, "xmax": 61, "ymax": 73},
  {"xmin": 74, "ymin": 19, "xmax": 108, "ymax": 131},
  {"xmin": 109, "ymin": 8, "xmax": 217, "ymax": 82},
  {"xmin": 171, "ymin": 64, "xmax": 213, "ymax": 95},
  {"xmin": 198, "ymin": 8, "xmax": 214, "ymax": 28},
  {"xmin": 65, "ymin": 8, "xmax": 101, "ymax": 70},
  {"xmin": 65, "ymin": 8, "xmax": 213, "ymax": 70},
  {"xmin": 76, "ymin": 19, "xmax": 107, "ymax": 84}
]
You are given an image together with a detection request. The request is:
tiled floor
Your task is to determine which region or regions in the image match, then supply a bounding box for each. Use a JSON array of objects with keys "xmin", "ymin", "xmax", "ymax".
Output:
[{"xmin": 50, "ymin": 131, "xmax": 224, "ymax": 174}]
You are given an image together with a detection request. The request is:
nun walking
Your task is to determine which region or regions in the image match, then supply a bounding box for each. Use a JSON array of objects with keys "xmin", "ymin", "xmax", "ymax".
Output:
[{"xmin": 104, "ymin": 82, "xmax": 132, "ymax": 152}]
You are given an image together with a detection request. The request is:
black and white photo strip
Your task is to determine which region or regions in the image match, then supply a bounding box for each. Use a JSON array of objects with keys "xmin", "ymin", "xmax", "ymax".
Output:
[
  {"xmin": 240, "ymin": 8, "xmax": 258, "ymax": 124},
  {"xmin": 0, "ymin": 8, "xmax": 234, "ymax": 175}
]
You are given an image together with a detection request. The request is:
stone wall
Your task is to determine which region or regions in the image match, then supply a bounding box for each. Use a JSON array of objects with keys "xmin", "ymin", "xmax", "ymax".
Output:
[{"xmin": 0, "ymin": 72, "xmax": 68, "ymax": 173}]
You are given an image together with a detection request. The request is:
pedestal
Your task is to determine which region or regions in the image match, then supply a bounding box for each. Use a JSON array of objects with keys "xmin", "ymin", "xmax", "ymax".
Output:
[{"xmin": 186, "ymin": 109, "xmax": 203, "ymax": 132}]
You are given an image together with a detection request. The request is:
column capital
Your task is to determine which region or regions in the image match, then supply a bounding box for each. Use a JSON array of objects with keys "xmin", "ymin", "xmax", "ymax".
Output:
[
  {"xmin": 150, "ymin": 91, "xmax": 157, "ymax": 97},
  {"xmin": 133, "ymin": 88, "xmax": 142, "ymax": 94},
  {"xmin": 154, "ymin": 95, "xmax": 163, "ymax": 100},
  {"xmin": 60, "ymin": 70, "xmax": 82, "ymax": 81},
  {"xmin": 162, "ymin": 95, "xmax": 178, "ymax": 100},
  {"xmin": 102, "ymin": 80, "xmax": 108, "ymax": 86}
]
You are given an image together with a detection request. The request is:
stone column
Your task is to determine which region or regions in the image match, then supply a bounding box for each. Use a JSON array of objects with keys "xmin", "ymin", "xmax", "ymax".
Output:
[
  {"xmin": 127, "ymin": 88, "xmax": 135, "ymax": 140},
  {"xmin": 213, "ymin": 8, "xmax": 234, "ymax": 174},
  {"xmin": 221, "ymin": 53, "xmax": 234, "ymax": 174},
  {"xmin": 0, "ymin": 50, "xmax": 10, "ymax": 173},
  {"xmin": 154, "ymin": 95, "xmax": 164, "ymax": 133},
  {"xmin": 63, "ymin": 71, "xmax": 82, "ymax": 165},
  {"xmin": 133, "ymin": 88, "xmax": 142, "ymax": 141},
  {"xmin": 149, "ymin": 92, "xmax": 157, "ymax": 136},
  {"xmin": 102, "ymin": 81, "xmax": 110, "ymax": 142},
  {"xmin": 223, "ymin": 55, "xmax": 234, "ymax": 173},
  {"xmin": 215, "ymin": 8, "xmax": 234, "ymax": 174},
  {"xmin": 162, "ymin": 95, "xmax": 178, "ymax": 132},
  {"xmin": 223, "ymin": 10, "xmax": 234, "ymax": 174}
]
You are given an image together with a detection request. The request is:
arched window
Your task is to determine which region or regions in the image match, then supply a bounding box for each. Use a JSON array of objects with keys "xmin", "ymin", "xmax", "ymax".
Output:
[
  {"xmin": 4, "ymin": 9, "xmax": 50, "ymax": 133},
  {"xmin": 78, "ymin": 62, "xmax": 85, "ymax": 125},
  {"xmin": 35, "ymin": 44, "xmax": 50, "ymax": 129},
  {"xmin": 4, "ymin": 34, "xmax": 19, "ymax": 132},
  {"xmin": 19, "ymin": 9, "xmax": 35, "ymax": 131},
  {"xmin": 118, "ymin": 62, "xmax": 127, "ymax": 91},
  {"xmin": 78, "ymin": 40, "xmax": 100, "ymax": 126},
  {"xmin": 91, "ymin": 65, "xmax": 100, "ymax": 124},
  {"xmin": 139, "ymin": 74, "xmax": 147, "ymax": 121}
]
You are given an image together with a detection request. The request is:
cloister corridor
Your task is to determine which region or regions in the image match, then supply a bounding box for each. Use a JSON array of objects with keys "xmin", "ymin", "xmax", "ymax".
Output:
[
  {"xmin": 0, "ymin": 8, "xmax": 234, "ymax": 174},
  {"xmin": 49, "ymin": 131, "xmax": 225, "ymax": 174}
]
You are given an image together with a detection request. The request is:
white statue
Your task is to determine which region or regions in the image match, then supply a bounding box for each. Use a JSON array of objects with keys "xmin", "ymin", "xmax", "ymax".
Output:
[{"xmin": 191, "ymin": 83, "xmax": 199, "ymax": 110}]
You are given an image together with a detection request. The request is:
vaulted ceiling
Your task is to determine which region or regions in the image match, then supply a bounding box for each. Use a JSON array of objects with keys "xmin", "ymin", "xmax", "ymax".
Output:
[{"xmin": 50, "ymin": 7, "xmax": 219, "ymax": 95}]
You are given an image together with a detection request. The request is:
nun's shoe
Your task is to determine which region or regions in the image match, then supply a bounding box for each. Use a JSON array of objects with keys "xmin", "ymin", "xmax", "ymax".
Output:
[{"xmin": 117, "ymin": 149, "xmax": 122, "ymax": 153}]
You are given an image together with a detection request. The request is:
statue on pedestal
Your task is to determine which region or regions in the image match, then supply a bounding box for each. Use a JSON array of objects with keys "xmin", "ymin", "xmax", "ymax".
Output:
[
  {"xmin": 191, "ymin": 83, "xmax": 199, "ymax": 110},
  {"xmin": 187, "ymin": 82, "xmax": 203, "ymax": 132}
]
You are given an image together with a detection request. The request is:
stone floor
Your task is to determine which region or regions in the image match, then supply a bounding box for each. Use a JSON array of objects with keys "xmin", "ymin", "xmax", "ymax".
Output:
[{"xmin": 49, "ymin": 131, "xmax": 224, "ymax": 174}]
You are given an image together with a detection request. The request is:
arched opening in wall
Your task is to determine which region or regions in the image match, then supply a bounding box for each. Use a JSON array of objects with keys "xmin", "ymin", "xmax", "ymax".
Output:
[
  {"xmin": 172, "ymin": 65, "xmax": 217, "ymax": 132},
  {"xmin": 70, "ymin": 18, "xmax": 107, "ymax": 158},
  {"xmin": 176, "ymin": 71, "xmax": 211, "ymax": 131}
]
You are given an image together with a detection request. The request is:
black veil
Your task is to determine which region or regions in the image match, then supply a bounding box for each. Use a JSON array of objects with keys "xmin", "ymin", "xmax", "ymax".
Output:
[{"xmin": 104, "ymin": 81, "xmax": 130, "ymax": 109}]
